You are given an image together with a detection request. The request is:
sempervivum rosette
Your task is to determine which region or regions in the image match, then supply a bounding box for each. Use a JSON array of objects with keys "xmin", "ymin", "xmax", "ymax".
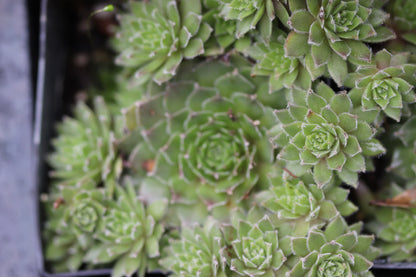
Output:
[
  {"xmin": 218, "ymin": 0, "xmax": 276, "ymax": 41},
  {"xmin": 270, "ymin": 83, "xmax": 385, "ymax": 187},
  {"xmin": 389, "ymin": 116, "xmax": 416, "ymax": 180},
  {"xmin": 285, "ymin": 0, "xmax": 395, "ymax": 85},
  {"xmin": 160, "ymin": 218, "xmax": 228, "ymax": 276},
  {"xmin": 202, "ymin": 0, "xmax": 237, "ymax": 55},
  {"xmin": 345, "ymin": 49, "xmax": 416, "ymax": 122},
  {"xmin": 114, "ymin": 0, "xmax": 212, "ymax": 87},
  {"xmin": 43, "ymin": 183, "xmax": 106, "ymax": 272},
  {"xmin": 386, "ymin": 0, "xmax": 416, "ymax": 46},
  {"xmin": 370, "ymin": 206, "xmax": 416, "ymax": 262},
  {"xmin": 256, "ymin": 165, "xmax": 357, "ymax": 235},
  {"xmin": 85, "ymin": 181, "xmax": 167, "ymax": 277},
  {"xmin": 288, "ymin": 216, "xmax": 380, "ymax": 277},
  {"xmin": 239, "ymin": 30, "xmax": 324, "ymax": 92},
  {"xmin": 122, "ymin": 55, "xmax": 279, "ymax": 225},
  {"xmin": 48, "ymin": 97, "xmax": 122, "ymax": 191},
  {"xmin": 221, "ymin": 212, "xmax": 288, "ymax": 276}
]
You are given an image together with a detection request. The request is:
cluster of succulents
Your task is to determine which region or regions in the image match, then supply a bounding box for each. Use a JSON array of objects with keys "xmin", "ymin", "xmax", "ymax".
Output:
[{"xmin": 42, "ymin": 0, "xmax": 416, "ymax": 276}]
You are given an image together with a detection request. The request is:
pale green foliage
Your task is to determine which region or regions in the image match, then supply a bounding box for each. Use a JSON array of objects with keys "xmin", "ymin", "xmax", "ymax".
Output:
[
  {"xmin": 256, "ymin": 164, "xmax": 357, "ymax": 234},
  {"xmin": 218, "ymin": 0, "xmax": 276, "ymax": 41},
  {"xmin": 371, "ymin": 206, "xmax": 416, "ymax": 262},
  {"xmin": 160, "ymin": 219, "xmax": 228, "ymax": 277},
  {"xmin": 114, "ymin": 0, "xmax": 212, "ymax": 86},
  {"xmin": 345, "ymin": 49, "xmax": 416, "ymax": 122},
  {"xmin": 48, "ymin": 97, "xmax": 122, "ymax": 193},
  {"xmin": 85, "ymin": 181, "xmax": 167, "ymax": 277},
  {"xmin": 270, "ymin": 83, "xmax": 385, "ymax": 187},
  {"xmin": 390, "ymin": 116, "xmax": 416, "ymax": 180},
  {"xmin": 387, "ymin": 0, "xmax": 416, "ymax": 45},
  {"xmin": 43, "ymin": 183, "xmax": 106, "ymax": 272},
  {"xmin": 289, "ymin": 216, "xmax": 380, "ymax": 277},
  {"xmin": 285, "ymin": 0, "xmax": 394, "ymax": 85},
  {"xmin": 202, "ymin": 0, "xmax": 237, "ymax": 55},
  {"xmin": 221, "ymin": 211, "xmax": 288, "ymax": 276},
  {"xmin": 238, "ymin": 31, "xmax": 323, "ymax": 92},
  {"xmin": 121, "ymin": 56, "xmax": 279, "ymax": 225},
  {"xmin": 43, "ymin": 0, "xmax": 416, "ymax": 273}
]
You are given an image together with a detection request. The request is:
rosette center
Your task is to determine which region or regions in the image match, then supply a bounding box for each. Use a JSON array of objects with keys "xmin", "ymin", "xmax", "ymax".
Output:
[
  {"xmin": 318, "ymin": 255, "xmax": 349, "ymax": 277},
  {"xmin": 306, "ymin": 131, "xmax": 335, "ymax": 152}
]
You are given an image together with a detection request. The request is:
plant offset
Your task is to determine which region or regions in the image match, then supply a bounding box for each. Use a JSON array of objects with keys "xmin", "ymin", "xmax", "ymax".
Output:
[{"xmin": 42, "ymin": 0, "xmax": 416, "ymax": 276}]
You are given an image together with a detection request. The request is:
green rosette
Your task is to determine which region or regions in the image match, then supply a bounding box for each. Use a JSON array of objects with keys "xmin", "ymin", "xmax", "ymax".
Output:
[
  {"xmin": 284, "ymin": 0, "xmax": 395, "ymax": 85},
  {"xmin": 270, "ymin": 82, "xmax": 385, "ymax": 187},
  {"xmin": 114, "ymin": 0, "xmax": 212, "ymax": 86},
  {"xmin": 122, "ymin": 55, "xmax": 280, "ymax": 225}
]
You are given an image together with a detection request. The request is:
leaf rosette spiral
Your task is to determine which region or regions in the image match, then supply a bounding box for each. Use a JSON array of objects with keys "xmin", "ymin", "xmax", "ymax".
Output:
[
  {"xmin": 389, "ymin": 116, "xmax": 416, "ymax": 180},
  {"xmin": 218, "ymin": 0, "xmax": 276, "ymax": 42},
  {"xmin": 386, "ymin": 0, "xmax": 416, "ymax": 45},
  {"xmin": 345, "ymin": 49, "xmax": 416, "ymax": 122},
  {"xmin": 239, "ymin": 31, "xmax": 324, "ymax": 92},
  {"xmin": 85, "ymin": 181, "xmax": 167, "ymax": 277},
  {"xmin": 288, "ymin": 216, "xmax": 379, "ymax": 277},
  {"xmin": 370, "ymin": 206, "xmax": 416, "ymax": 262},
  {"xmin": 202, "ymin": 0, "xmax": 237, "ymax": 55},
  {"xmin": 122, "ymin": 56, "xmax": 279, "ymax": 224},
  {"xmin": 114, "ymin": 0, "xmax": 212, "ymax": 86},
  {"xmin": 48, "ymin": 97, "xmax": 122, "ymax": 193},
  {"xmin": 160, "ymin": 219, "xmax": 228, "ymax": 277},
  {"xmin": 222, "ymin": 214, "xmax": 288, "ymax": 276},
  {"xmin": 270, "ymin": 83, "xmax": 385, "ymax": 187},
  {"xmin": 285, "ymin": 0, "xmax": 395, "ymax": 85},
  {"xmin": 256, "ymin": 165, "xmax": 357, "ymax": 234},
  {"xmin": 43, "ymin": 183, "xmax": 106, "ymax": 272}
]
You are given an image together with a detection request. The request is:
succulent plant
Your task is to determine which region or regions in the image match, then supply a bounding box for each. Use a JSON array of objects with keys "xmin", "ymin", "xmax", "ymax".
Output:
[
  {"xmin": 386, "ymin": 0, "xmax": 416, "ymax": 45},
  {"xmin": 219, "ymin": 0, "xmax": 273, "ymax": 40},
  {"xmin": 345, "ymin": 49, "xmax": 416, "ymax": 122},
  {"xmin": 44, "ymin": 206, "xmax": 88, "ymax": 272},
  {"xmin": 238, "ymin": 30, "xmax": 325, "ymax": 92},
  {"xmin": 285, "ymin": 0, "xmax": 395, "ymax": 85},
  {"xmin": 114, "ymin": 0, "xmax": 212, "ymax": 87},
  {"xmin": 85, "ymin": 181, "xmax": 167, "ymax": 277},
  {"xmin": 43, "ymin": 183, "xmax": 106, "ymax": 272},
  {"xmin": 270, "ymin": 82, "xmax": 385, "ymax": 187},
  {"xmin": 160, "ymin": 218, "xmax": 228, "ymax": 276},
  {"xmin": 222, "ymin": 212, "xmax": 288, "ymax": 276},
  {"xmin": 122, "ymin": 56, "xmax": 279, "ymax": 224},
  {"xmin": 256, "ymin": 164, "xmax": 357, "ymax": 234},
  {"xmin": 48, "ymin": 97, "xmax": 122, "ymax": 193},
  {"xmin": 371, "ymin": 206, "xmax": 416, "ymax": 262},
  {"xmin": 289, "ymin": 216, "xmax": 380, "ymax": 277},
  {"xmin": 387, "ymin": 115, "xmax": 416, "ymax": 181},
  {"xmin": 43, "ymin": 0, "xmax": 416, "ymax": 274},
  {"xmin": 202, "ymin": 0, "xmax": 237, "ymax": 55}
]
